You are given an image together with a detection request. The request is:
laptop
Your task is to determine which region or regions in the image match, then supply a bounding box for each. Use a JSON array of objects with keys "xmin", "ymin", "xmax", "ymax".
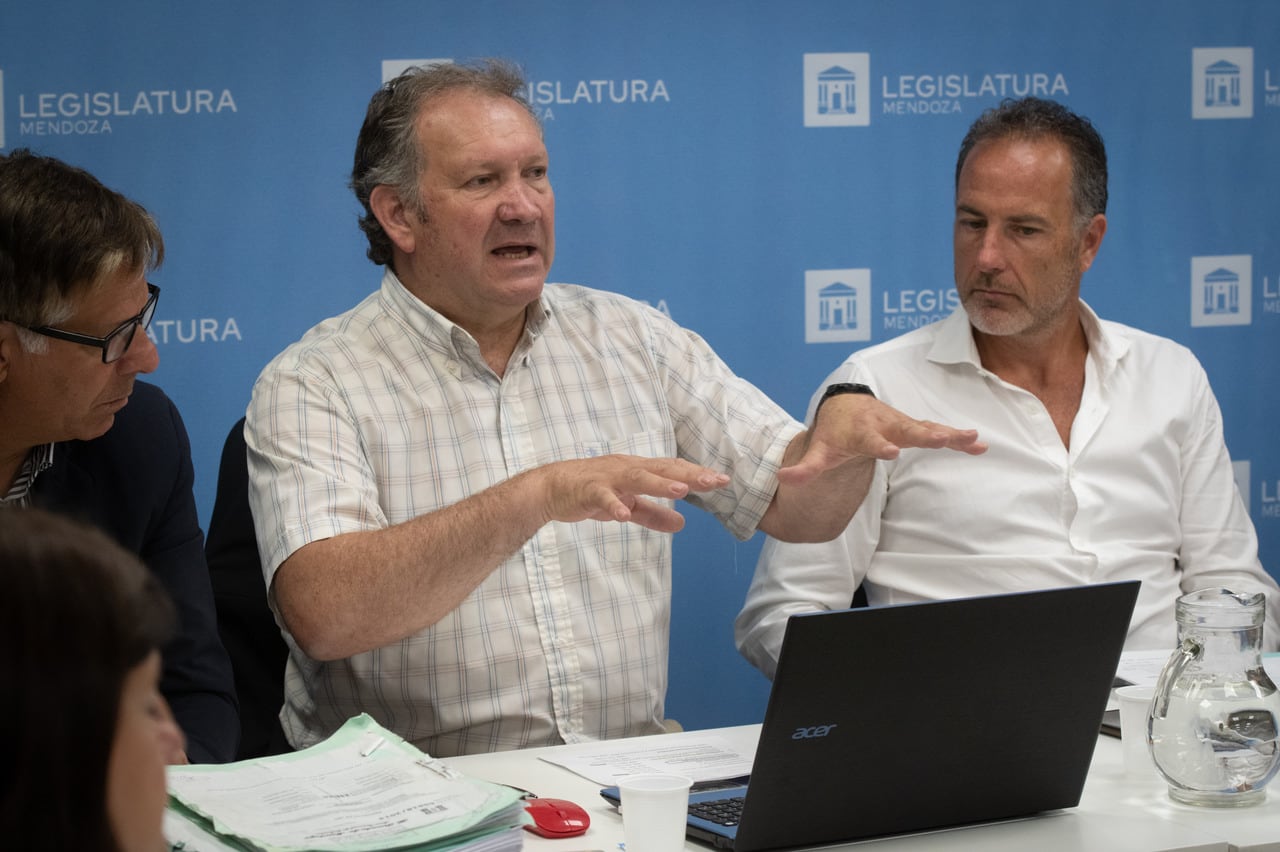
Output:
[{"xmin": 602, "ymin": 581, "xmax": 1139, "ymax": 851}]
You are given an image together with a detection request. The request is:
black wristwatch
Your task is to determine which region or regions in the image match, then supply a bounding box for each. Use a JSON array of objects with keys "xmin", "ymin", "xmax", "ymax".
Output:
[{"xmin": 814, "ymin": 382, "xmax": 876, "ymax": 421}]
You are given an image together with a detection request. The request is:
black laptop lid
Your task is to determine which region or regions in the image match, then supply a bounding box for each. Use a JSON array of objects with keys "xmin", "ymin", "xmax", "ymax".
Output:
[{"xmin": 732, "ymin": 581, "xmax": 1139, "ymax": 852}]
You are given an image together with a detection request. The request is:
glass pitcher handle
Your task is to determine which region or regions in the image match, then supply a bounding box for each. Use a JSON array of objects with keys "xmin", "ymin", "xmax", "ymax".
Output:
[{"xmin": 1151, "ymin": 638, "xmax": 1201, "ymax": 719}]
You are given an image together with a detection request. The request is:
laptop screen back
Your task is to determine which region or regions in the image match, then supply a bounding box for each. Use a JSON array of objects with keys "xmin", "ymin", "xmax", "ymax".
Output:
[{"xmin": 732, "ymin": 582, "xmax": 1138, "ymax": 852}]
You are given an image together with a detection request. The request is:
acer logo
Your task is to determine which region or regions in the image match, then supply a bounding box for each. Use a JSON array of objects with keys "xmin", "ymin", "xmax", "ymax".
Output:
[{"xmin": 791, "ymin": 724, "xmax": 838, "ymax": 740}]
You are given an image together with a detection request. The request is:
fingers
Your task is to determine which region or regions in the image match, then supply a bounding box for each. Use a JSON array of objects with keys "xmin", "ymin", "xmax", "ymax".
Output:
[
  {"xmin": 589, "ymin": 489, "xmax": 688, "ymax": 532},
  {"xmin": 776, "ymin": 438, "xmax": 891, "ymax": 487},
  {"xmin": 814, "ymin": 395, "xmax": 986, "ymax": 458},
  {"xmin": 608, "ymin": 457, "xmax": 731, "ymax": 494},
  {"xmin": 626, "ymin": 498, "xmax": 689, "ymax": 533},
  {"xmin": 782, "ymin": 398, "xmax": 987, "ymax": 484},
  {"xmin": 546, "ymin": 455, "xmax": 729, "ymax": 530},
  {"xmin": 893, "ymin": 421, "xmax": 987, "ymax": 454}
]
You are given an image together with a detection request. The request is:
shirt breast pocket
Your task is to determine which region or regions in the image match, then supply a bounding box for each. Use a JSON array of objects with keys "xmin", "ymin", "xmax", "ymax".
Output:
[
  {"xmin": 575, "ymin": 429, "xmax": 673, "ymax": 461},
  {"xmin": 572, "ymin": 430, "xmax": 674, "ymax": 574}
]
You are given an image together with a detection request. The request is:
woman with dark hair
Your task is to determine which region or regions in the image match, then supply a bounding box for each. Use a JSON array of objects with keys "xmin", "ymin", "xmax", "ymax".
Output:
[{"xmin": 0, "ymin": 508, "xmax": 186, "ymax": 851}]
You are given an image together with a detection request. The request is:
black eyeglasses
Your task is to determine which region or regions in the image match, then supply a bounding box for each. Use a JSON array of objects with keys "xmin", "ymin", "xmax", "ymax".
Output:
[{"xmin": 24, "ymin": 283, "xmax": 160, "ymax": 364}]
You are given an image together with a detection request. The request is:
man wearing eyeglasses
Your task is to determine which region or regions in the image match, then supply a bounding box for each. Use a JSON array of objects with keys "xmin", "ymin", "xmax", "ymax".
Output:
[{"xmin": 0, "ymin": 148, "xmax": 238, "ymax": 764}]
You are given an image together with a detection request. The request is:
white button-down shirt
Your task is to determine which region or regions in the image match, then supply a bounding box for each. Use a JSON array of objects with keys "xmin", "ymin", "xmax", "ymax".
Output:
[
  {"xmin": 248, "ymin": 270, "xmax": 800, "ymax": 755},
  {"xmin": 736, "ymin": 303, "xmax": 1280, "ymax": 679}
]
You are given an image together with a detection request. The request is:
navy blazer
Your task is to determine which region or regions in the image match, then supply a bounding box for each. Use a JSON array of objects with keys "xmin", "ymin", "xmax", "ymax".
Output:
[{"xmin": 31, "ymin": 380, "xmax": 239, "ymax": 763}]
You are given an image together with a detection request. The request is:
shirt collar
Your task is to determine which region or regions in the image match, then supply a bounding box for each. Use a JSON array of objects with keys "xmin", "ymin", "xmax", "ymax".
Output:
[
  {"xmin": 379, "ymin": 267, "xmax": 462, "ymax": 351},
  {"xmin": 927, "ymin": 299, "xmax": 1130, "ymax": 378},
  {"xmin": 1076, "ymin": 300, "xmax": 1130, "ymax": 374},
  {"xmin": 378, "ymin": 267, "xmax": 551, "ymax": 364},
  {"xmin": 2, "ymin": 443, "xmax": 55, "ymax": 507}
]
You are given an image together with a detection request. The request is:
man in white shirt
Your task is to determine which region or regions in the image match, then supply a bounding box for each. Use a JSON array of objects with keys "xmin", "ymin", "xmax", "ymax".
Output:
[
  {"xmin": 246, "ymin": 59, "xmax": 985, "ymax": 756},
  {"xmin": 736, "ymin": 97, "xmax": 1280, "ymax": 680}
]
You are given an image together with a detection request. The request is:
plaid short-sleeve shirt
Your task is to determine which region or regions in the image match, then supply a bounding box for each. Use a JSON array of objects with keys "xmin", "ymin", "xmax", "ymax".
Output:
[{"xmin": 247, "ymin": 271, "xmax": 800, "ymax": 756}]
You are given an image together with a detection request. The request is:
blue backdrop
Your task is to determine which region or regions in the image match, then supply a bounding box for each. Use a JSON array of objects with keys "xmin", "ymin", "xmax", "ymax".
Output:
[{"xmin": 3, "ymin": 0, "xmax": 1278, "ymax": 730}]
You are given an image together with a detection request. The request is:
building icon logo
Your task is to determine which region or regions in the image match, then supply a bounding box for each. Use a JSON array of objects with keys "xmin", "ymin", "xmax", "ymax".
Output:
[
  {"xmin": 804, "ymin": 53, "xmax": 870, "ymax": 127},
  {"xmin": 1204, "ymin": 60, "xmax": 1241, "ymax": 107},
  {"xmin": 806, "ymin": 269, "xmax": 871, "ymax": 343},
  {"xmin": 1191, "ymin": 255, "xmax": 1252, "ymax": 327},
  {"xmin": 817, "ymin": 66, "xmax": 857, "ymax": 115},
  {"xmin": 1202, "ymin": 267, "xmax": 1241, "ymax": 315},
  {"xmin": 1192, "ymin": 48, "xmax": 1253, "ymax": 119},
  {"xmin": 818, "ymin": 281, "xmax": 859, "ymax": 330}
]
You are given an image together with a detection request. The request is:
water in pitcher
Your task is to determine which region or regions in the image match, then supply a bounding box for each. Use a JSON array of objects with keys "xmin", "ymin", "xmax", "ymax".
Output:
[{"xmin": 1149, "ymin": 588, "xmax": 1280, "ymax": 807}]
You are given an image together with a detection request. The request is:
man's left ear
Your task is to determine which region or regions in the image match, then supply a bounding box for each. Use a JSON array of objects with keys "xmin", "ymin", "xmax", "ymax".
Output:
[{"xmin": 1079, "ymin": 214, "xmax": 1107, "ymax": 274}]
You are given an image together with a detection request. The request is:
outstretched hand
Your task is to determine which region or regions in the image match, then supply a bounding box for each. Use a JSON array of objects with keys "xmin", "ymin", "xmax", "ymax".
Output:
[
  {"xmin": 777, "ymin": 393, "xmax": 986, "ymax": 487},
  {"xmin": 540, "ymin": 455, "xmax": 731, "ymax": 532}
]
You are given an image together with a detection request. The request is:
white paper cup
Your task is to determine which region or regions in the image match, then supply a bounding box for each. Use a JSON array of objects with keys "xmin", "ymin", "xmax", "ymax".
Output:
[
  {"xmin": 1116, "ymin": 685, "xmax": 1157, "ymax": 778},
  {"xmin": 617, "ymin": 773, "xmax": 692, "ymax": 852}
]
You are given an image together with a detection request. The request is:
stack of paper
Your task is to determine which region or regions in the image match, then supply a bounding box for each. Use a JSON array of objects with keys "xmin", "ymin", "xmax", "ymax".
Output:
[{"xmin": 166, "ymin": 714, "xmax": 527, "ymax": 852}]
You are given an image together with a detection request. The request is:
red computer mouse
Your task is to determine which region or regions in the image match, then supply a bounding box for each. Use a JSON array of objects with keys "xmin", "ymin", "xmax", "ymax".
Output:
[{"xmin": 524, "ymin": 797, "xmax": 591, "ymax": 838}]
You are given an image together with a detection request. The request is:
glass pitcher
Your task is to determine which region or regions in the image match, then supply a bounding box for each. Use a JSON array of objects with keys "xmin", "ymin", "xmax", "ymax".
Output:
[{"xmin": 1148, "ymin": 587, "xmax": 1280, "ymax": 807}]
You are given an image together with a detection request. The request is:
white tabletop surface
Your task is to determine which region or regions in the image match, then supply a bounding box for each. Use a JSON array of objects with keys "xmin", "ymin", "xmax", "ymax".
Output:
[
  {"xmin": 442, "ymin": 724, "xmax": 1280, "ymax": 852},
  {"xmin": 1077, "ymin": 732, "xmax": 1280, "ymax": 852}
]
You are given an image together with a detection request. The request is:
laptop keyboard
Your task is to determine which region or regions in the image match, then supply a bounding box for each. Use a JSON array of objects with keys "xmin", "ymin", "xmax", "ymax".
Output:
[{"xmin": 689, "ymin": 796, "xmax": 745, "ymax": 827}]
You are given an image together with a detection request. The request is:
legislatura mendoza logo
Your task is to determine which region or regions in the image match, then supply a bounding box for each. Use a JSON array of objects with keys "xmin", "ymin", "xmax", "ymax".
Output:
[
  {"xmin": 1191, "ymin": 255, "xmax": 1252, "ymax": 327},
  {"xmin": 10, "ymin": 71, "xmax": 237, "ymax": 139},
  {"xmin": 805, "ymin": 269, "xmax": 872, "ymax": 344},
  {"xmin": 804, "ymin": 52, "xmax": 1071, "ymax": 122},
  {"xmin": 804, "ymin": 53, "xmax": 871, "ymax": 127},
  {"xmin": 382, "ymin": 58, "xmax": 670, "ymax": 122},
  {"xmin": 1192, "ymin": 47, "xmax": 1253, "ymax": 119}
]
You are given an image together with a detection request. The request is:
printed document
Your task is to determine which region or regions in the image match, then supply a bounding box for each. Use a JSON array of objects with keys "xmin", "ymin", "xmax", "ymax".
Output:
[
  {"xmin": 168, "ymin": 714, "xmax": 526, "ymax": 852},
  {"xmin": 538, "ymin": 733, "xmax": 753, "ymax": 785}
]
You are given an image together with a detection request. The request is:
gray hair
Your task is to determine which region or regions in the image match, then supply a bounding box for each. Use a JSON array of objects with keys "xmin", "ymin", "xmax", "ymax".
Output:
[
  {"xmin": 0, "ymin": 149, "xmax": 162, "ymax": 340},
  {"xmin": 955, "ymin": 97, "xmax": 1108, "ymax": 231},
  {"xmin": 350, "ymin": 59, "xmax": 539, "ymax": 266}
]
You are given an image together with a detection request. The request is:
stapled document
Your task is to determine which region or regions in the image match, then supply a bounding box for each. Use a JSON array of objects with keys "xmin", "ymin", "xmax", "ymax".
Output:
[{"xmin": 167, "ymin": 714, "xmax": 526, "ymax": 852}]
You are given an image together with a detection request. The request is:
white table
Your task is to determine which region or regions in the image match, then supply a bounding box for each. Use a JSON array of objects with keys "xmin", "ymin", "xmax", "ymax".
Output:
[
  {"xmin": 1077, "ymin": 733, "xmax": 1280, "ymax": 852},
  {"xmin": 443, "ymin": 724, "xmax": 1280, "ymax": 852}
]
